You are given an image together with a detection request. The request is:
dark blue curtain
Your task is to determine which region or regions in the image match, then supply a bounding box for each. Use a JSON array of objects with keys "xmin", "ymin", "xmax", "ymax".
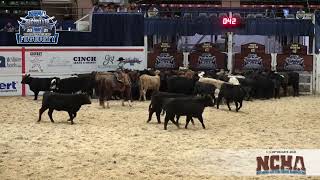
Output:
[
  {"xmin": 92, "ymin": 13, "xmax": 144, "ymax": 46},
  {"xmin": 145, "ymin": 18, "xmax": 314, "ymax": 36},
  {"xmin": 0, "ymin": 13, "xmax": 145, "ymax": 46}
]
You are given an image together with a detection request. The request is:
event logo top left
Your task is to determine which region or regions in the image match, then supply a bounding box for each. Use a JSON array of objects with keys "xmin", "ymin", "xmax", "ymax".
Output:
[{"xmin": 16, "ymin": 10, "xmax": 59, "ymax": 44}]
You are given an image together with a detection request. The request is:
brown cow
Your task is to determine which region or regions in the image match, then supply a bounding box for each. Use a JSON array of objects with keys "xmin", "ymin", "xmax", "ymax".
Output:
[
  {"xmin": 139, "ymin": 70, "xmax": 161, "ymax": 101},
  {"xmin": 95, "ymin": 70, "xmax": 132, "ymax": 108}
]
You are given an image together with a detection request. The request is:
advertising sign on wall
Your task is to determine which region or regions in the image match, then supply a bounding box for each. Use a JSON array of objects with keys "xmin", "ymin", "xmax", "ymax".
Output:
[
  {"xmin": 24, "ymin": 47, "xmax": 146, "ymax": 73},
  {"xmin": 277, "ymin": 44, "xmax": 313, "ymax": 72},
  {"xmin": 234, "ymin": 43, "xmax": 271, "ymax": 72},
  {"xmin": 148, "ymin": 43, "xmax": 183, "ymax": 69},
  {"xmin": 0, "ymin": 76, "xmax": 22, "ymax": 96},
  {"xmin": 0, "ymin": 51, "xmax": 22, "ymax": 74},
  {"xmin": 0, "ymin": 46, "xmax": 146, "ymax": 96},
  {"xmin": 189, "ymin": 42, "xmax": 226, "ymax": 70}
]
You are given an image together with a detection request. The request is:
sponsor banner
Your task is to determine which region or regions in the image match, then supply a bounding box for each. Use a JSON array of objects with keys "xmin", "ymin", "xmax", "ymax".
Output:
[
  {"xmin": 0, "ymin": 76, "xmax": 22, "ymax": 96},
  {"xmin": 24, "ymin": 47, "xmax": 146, "ymax": 73},
  {"xmin": 181, "ymin": 149, "xmax": 320, "ymax": 176},
  {"xmin": 0, "ymin": 51, "xmax": 22, "ymax": 74},
  {"xmin": 277, "ymin": 54, "xmax": 313, "ymax": 71},
  {"xmin": 234, "ymin": 53, "xmax": 271, "ymax": 72}
]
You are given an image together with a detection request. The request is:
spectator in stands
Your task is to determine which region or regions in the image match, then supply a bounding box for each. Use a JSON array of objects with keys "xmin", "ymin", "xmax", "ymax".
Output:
[
  {"xmin": 92, "ymin": 2, "xmax": 104, "ymax": 13},
  {"xmin": 117, "ymin": 4, "xmax": 127, "ymax": 12},
  {"xmin": 2, "ymin": 22, "xmax": 15, "ymax": 32},
  {"xmin": 161, "ymin": 4, "xmax": 173, "ymax": 18},
  {"xmin": 147, "ymin": 5, "xmax": 159, "ymax": 17},
  {"xmin": 296, "ymin": 8, "xmax": 306, "ymax": 19},
  {"xmin": 127, "ymin": 3, "xmax": 139, "ymax": 13},
  {"xmin": 105, "ymin": 3, "xmax": 116, "ymax": 12}
]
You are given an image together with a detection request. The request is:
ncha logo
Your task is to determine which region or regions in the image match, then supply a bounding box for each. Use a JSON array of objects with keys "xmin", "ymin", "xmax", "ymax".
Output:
[{"xmin": 256, "ymin": 155, "xmax": 306, "ymax": 175}]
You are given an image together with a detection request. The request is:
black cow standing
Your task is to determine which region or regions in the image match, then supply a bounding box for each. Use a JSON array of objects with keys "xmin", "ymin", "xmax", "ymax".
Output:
[
  {"xmin": 162, "ymin": 95, "xmax": 214, "ymax": 130},
  {"xmin": 268, "ymin": 71, "xmax": 286, "ymax": 99},
  {"xmin": 52, "ymin": 76, "xmax": 95, "ymax": 97},
  {"xmin": 167, "ymin": 76, "xmax": 196, "ymax": 95},
  {"xmin": 21, "ymin": 74, "xmax": 59, "ymax": 100},
  {"xmin": 216, "ymin": 83, "xmax": 246, "ymax": 112},
  {"xmin": 286, "ymin": 72, "xmax": 300, "ymax": 97},
  {"xmin": 38, "ymin": 92, "xmax": 91, "ymax": 124},
  {"xmin": 193, "ymin": 81, "xmax": 217, "ymax": 99}
]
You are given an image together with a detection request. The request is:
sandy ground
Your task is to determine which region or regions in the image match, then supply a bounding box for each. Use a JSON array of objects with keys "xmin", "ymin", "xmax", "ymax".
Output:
[{"xmin": 0, "ymin": 95, "xmax": 320, "ymax": 180}]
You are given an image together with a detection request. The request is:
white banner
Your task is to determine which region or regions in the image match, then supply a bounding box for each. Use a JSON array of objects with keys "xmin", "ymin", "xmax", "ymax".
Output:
[
  {"xmin": 24, "ymin": 47, "xmax": 146, "ymax": 74},
  {"xmin": 0, "ymin": 76, "xmax": 22, "ymax": 96},
  {"xmin": 0, "ymin": 51, "xmax": 22, "ymax": 74}
]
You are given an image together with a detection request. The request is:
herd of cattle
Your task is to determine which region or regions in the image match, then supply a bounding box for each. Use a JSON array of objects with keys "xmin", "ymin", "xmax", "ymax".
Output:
[{"xmin": 21, "ymin": 68, "xmax": 300, "ymax": 129}]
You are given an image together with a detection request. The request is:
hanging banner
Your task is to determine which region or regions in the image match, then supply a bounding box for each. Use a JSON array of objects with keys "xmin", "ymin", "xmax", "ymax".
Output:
[
  {"xmin": 148, "ymin": 43, "xmax": 183, "ymax": 69},
  {"xmin": 188, "ymin": 42, "xmax": 226, "ymax": 71},
  {"xmin": 276, "ymin": 44, "xmax": 313, "ymax": 72},
  {"xmin": 234, "ymin": 42, "xmax": 271, "ymax": 72}
]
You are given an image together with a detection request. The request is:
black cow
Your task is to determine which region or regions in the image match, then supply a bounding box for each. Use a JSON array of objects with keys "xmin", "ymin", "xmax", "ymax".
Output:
[
  {"xmin": 38, "ymin": 92, "xmax": 91, "ymax": 124},
  {"xmin": 246, "ymin": 73, "xmax": 275, "ymax": 99},
  {"xmin": 52, "ymin": 76, "xmax": 95, "ymax": 96},
  {"xmin": 147, "ymin": 91, "xmax": 192, "ymax": 124},
  {"xmin": 236, "ymin": 77, "xmax": 254, "ymax": 100},
  {"xmin": 268, "ymin": 71, "xmax": 286, "ymax": 99},
  {"xmin": 216, "ymin": 83, "xmax": 246, "ymax": 112},
  {"xmin": 167, "ymin": 76, "xmax": 196, "ymax": 95},
  {"xmin": 162, "ymin": 95, "xmax": 215, "ymax": 130},
  {"xmin": 283, "ymin": 72, "xmax": 300, "ymax": 97},
  {"xmin": 193, "ymin": 81, "xmax": 216, "ymax": 98},
  {"xmin": 21, "ymin": 74, "xmax": 59, "ymax": 100}
]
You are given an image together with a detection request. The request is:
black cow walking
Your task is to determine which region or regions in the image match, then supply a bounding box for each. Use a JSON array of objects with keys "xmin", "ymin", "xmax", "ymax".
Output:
[
  {"xmin": 21, "ymin": 74, "xmax": 59, "ymax": 100},
  {"xmin": 147, "ymin": 91, "xmax": 192, "ymax": 124},
  {"xmin": 38, "ymin": 92, "xmax": 91, "ymax": 124},
  {"xmin": 216, "ymin": 83, "xmax": 246, "ymax": 112},
  {"xmin": 162, "ymin": 95, "xmax": 214, "ymax": 130}
]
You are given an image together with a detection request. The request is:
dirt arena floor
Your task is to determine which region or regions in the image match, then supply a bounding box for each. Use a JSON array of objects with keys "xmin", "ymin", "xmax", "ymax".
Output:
[{"xmin": 0, "ymin": 95, "xmax": 320, "ymax": 180}]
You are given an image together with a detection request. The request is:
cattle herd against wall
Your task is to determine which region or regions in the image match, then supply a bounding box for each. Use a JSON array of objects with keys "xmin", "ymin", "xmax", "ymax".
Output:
[{"xmin": 20, "ymin": 68, "xmax": 300, "ymax": 130}]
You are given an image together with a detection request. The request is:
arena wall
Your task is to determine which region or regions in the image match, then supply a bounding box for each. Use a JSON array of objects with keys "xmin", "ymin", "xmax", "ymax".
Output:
[{"xmin": 0, "ymin": 47, "xmax": 146, "ymax": 96}]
